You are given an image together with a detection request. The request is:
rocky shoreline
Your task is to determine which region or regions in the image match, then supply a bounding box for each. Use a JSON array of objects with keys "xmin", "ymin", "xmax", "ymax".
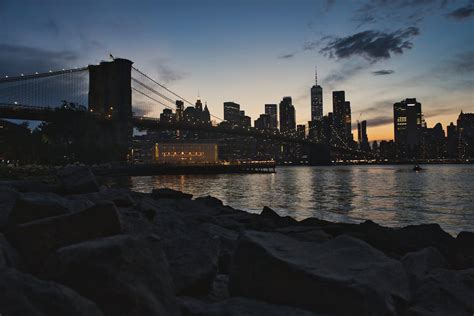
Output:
[{"xmin": 0, "ymin": 166, "xmax": 473, "ymax": 315}]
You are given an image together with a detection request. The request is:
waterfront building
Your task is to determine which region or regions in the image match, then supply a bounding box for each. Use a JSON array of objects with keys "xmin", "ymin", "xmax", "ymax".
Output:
[
  {"xmin": 447, "ymin": 122, "xmax": 458, "ymax": 158},
  {"xmin": 175, "ymin": 100, "xmax": 184, "ymax": 122},
  {"xmin": 357, "ymin": 120, "xmax": 369, "ymax": 151},
  {"xmin": 332, "ymin": 91, "xmax": 346, "ymax": 145},
  {"xmin": 279, "ymin": 96, "xmax": 296, "ymax": 133},
  {"xmin": 393, "ymin": 98, "xmax": 424, "ymax": 158},
  {"xmin": 457, "ymin": 110, "xmax": 474, "ymax": 159},
  {"xmin": 265, "ymin": 104, "xmax": 278, "ymax": 130},
  {"xmin": 160, "ymin": 108, "xmax": 175, "ymax": 124},
  {"xmin": 223, "ymin": 102, "xmax": 241, "ymax": 125},
  {"xmin": 255, "ymin": 114, "xmax": 271, "ymax": 130},
  {"xmin": 297, "ymin": 124, "xmax": 306, "ymax": 138},
  {"xmin": 153, "ymin": 142, "xmax": 218, "ymax": 164},
  {"xmin": 310, "ymin": 67, "xmax": 323, "ymax": 122}
]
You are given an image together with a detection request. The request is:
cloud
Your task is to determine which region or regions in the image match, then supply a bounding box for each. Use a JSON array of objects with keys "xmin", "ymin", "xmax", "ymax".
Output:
[
  {"xmin": 364, "ymin": 115, "xmax": 393, "ymax": 128},
  {"xmin": 320, "ymin": 27, "xmax": 420, "ymax": 63},
  {"xmin": 372, "ymin": 69, "xmax": 395, "ymax": 75},
  {"xmin": 322, "ymin": 62, "xmax": 366, "ymax": 88},
  {"xmin": 277, "ymin": 53, "xmax": 296, "ymax": 59},
  {"xmin": 446, "ymin": 3, "xmax": 474, "ymax": 20},
  {"xmin": 0, "ymin": 44, "xmax": 79, "ymax": 76},
  {"xmin": 40, "ymin": 18, "xmax": 60, "ymax": 36},
  {"xmin": 156, "ymin": 59, "xmax": 188, "ymax": 84},
  {"xmin": 353, "ymin": 0, "xmax": 452, "ymax": 27}
]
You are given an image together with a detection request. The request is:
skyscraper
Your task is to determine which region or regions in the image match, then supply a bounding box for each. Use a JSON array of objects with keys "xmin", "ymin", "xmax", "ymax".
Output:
[
  {"xmin": 357, "ymin": 120, "xmax": 369, "ymax": 150},
  {"xmin": 175, "ymin": 100, "xmax": 184, "ymax": 122},
  {"xmin": 279, "ymin": 97, "xmax": 296, "ymax": 133},
  {"xmin": 332, "ymin": 91, "xmax": 351, "ymax": 145},
  {"xmin": 223, "ymin": 102, "xmax": 240, "ymax": 125},
  {"xmin": 310, "ymin": 67, "xmax": 323, "ymax": 122},
  {"xmin": 265, "ymin": 104, "xmax": 278, "ymax": 130},
  {"xmin": 344, "ymin": 101, "xmax": 352, "ymax": 142},
  {"xmin": 393, "ymin": 98, "xmax": 423, "ymax": 158}
]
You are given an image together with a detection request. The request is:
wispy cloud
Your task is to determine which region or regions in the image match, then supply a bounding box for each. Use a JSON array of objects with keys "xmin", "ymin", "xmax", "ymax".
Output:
[
  {"xmin": 0, "ymin": 44, "xmax": 79, "ymax": 75},
  {"xmin": 446, "ymin": 2, "xmax": 474, "ymax": 20},
  {"xmin": 156, "ymin": 58, "xmax": 189, "ymax": 83},
  {"xmin": 277, "ymin": 53, "xmax": 296, "ymax": 59},
  {"xmin": 372, "ymin": 69, "xmax": 395, "ymax": 75},
  {"xmin": 320, "ymin": 27, "xmax": 420, "ymax": 63}
]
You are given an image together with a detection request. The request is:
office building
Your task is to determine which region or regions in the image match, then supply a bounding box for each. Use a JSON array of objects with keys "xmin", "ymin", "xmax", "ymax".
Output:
[
  {"xmin": 265, "ymin": 104, "xmax": 278, "ymax": 129},
  {"xmin": 279, "ymin": 96, "xmax": 296, "ymax": 133},
  {"xmin": 393, "ymin": 98, "xmax": 423, "ymax": 157},
  {"xmin": 310, "ymin": 67, "xmax": 323, "ymax": 122},
  {"xmin": 224, "ymin": 102, "xmax": 241, "ymax": 125}
]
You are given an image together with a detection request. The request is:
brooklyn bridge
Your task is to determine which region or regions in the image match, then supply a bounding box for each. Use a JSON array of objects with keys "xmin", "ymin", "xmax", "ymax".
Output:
[{"xmin": 0, "ymin": 58, "xmax": 370, "ymax": 164}]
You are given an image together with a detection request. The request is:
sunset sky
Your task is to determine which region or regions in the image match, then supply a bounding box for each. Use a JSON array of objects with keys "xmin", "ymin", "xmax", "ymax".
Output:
[{"xmin": 1, "ymin": 0, "xmax": 473, "ymax": 140}]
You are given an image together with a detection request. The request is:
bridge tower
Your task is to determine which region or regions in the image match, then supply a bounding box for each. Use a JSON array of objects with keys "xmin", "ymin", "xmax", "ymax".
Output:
[{"xmin": 88, "ymin": 58, "xmax": 133, "ymax": 159}]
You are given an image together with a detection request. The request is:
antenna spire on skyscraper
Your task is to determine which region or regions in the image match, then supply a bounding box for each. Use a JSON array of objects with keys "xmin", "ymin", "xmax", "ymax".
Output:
[{"xmin": 315, "ymin": 66, "xmax": 318, "ymax": 86}]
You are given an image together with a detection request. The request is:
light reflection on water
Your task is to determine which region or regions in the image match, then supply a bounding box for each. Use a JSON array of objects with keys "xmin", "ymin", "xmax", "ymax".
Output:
[{"xmin": 113, "ymin": 165, "xmax": 474, "ymax": 235}]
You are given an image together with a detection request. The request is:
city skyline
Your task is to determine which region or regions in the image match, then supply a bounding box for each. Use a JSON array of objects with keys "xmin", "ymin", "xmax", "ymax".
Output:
[{"xmin": 1, "ymin": 0, "xmax": 473, "ymax": 141}]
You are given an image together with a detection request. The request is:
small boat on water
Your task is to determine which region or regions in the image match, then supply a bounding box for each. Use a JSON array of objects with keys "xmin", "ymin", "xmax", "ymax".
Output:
[{"xmin": 413, "ymin": 164, "xmax": 423, "ymax": 171}]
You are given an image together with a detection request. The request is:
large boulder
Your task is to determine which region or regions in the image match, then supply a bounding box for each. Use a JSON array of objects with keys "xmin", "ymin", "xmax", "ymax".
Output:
[
  {"xmin": 8, "ymin": 192, "xmax": 72, "ymax": 225},
  {"xmin": 178, "ymin": 297, "xmax": 318, "ymax": 316},
  {"xmin": 7, "ymin": 201, "xmax": 122, "ymax": 271},
  {"xmin": 401, "ymin": 247, "xmax": 447, "ymax": 285},
  {"xmin": 408, "ymin": 268, "xmax": 474, "ymax": 315},
  {"xmin": 152, "ymin": 188, "xmax": 192, "ymax": 200},
  {"xmin": 146, "ymin": 198, "xmax": 219, "ymax": 295},
  {"xmin": 0, "ymin": 185, "xmax": 18, "ymax": 230},
  {"xmin": 57, "ymin": 166, "xmax": 99, "ymax": 194},
  {"xmin": 0, "ymin": 233, "xmax": 20, "ymax": 268},
  {"xmin": 0, "ymin": 267, "xmax": 103, "ymax": 316},
  {"xmin": 306, "ymin": 220, "xmax": 457, "ymax": 261},
  {"xmin": 230, "ymin": 231, "xmax": 410, "ymax": 315},
  {"xmin": 42, "ymin": 234, "xmax": 181, "ymax": 316},
  {"xmin": 66, "ymin": 187, "xmax": 135, "ymax": 208},
  {"xmin": 455, "ymin": 231, "xmax": 474, "ymax": 269}
]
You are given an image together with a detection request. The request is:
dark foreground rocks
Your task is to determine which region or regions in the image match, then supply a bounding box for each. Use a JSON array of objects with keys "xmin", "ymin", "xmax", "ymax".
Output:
[
  {"xmin": 230, "ymin": 231, "xmax": 410, "ymax": 315},
  {"xmin": 0, "ymin": 167, "xmax": 472, "ymax": 316}
]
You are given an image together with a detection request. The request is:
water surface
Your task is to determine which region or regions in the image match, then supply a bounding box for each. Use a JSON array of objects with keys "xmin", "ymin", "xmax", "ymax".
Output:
[{"xmin": 118, "ymin": 165, "xmax": 474, "ymax": 235}]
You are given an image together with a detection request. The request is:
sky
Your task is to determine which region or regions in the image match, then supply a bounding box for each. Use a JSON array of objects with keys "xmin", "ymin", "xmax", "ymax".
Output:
[{"xmin": 1, "ymin": 0, "xmax": 473, "ymax": 141}]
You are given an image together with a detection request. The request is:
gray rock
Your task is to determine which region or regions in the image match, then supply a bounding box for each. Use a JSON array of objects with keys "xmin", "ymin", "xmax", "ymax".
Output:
[
  {"xmin": 8, "ymin": 192, "xmax": 72, "ymax": 225},
  {"xmin": 230, "ymin": 231, "xmax": 410, "ymax": 315},
  {"xmin": 0, "ymin": 233, "xmax": 20, "ymax": 268},
  {"xmin": 7, "ymin": 201, "xmax": 122, "ymax": 272},
  {"xmin": 178, "ymin": 297, "xmax": 319, "ymax": 316},
  {"xmin": 57, "ymin": 166, "xmax": 99, "ymax": 194},
  {"xmin": 142, "ymin": 198, "xmax": 219, "ymax": 295},
  {"xmin": 456, "ymin": 231, "xmax": 474, "ymax": 269},
  {"xmin": 273, "ymin": 226, "xmax": 332, "ymax": 243},
  {"xmin": 152, "ymin": 188, "xmax": 192, "ymax": 200},
  {"xmin": 201, "ymin": 223, "xmax": 238, "ymax": 274},
  {"xmin": 42, "ymin": 234, "xmax": 181, "ymax": 316},
  {"xmin": 0, "ymin": 267, "xmax": 103, "ymax": 316},
  {"xmin": 0, "ymin": 185, "xmax": 18, "ymax": 230},
  {"xmin": 408, "ymin": 268, "xmax": 474, "ymax": 315},
  {"xmin": 401, "ymin": 247, "xmax": 447, "ymax": 284},
  {"xmin": 67, "ymin": 187, "xmax": 135, "ymax": 208}
]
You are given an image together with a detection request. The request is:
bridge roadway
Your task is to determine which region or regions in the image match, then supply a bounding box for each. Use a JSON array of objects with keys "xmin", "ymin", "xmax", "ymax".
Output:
[
  {"xmin": 0, "ymin": 103, "xmax": 365, "ymax": 157},
  {"xmin": 0, "ymin": 103, "xmax": 323, "ymax": 146}
]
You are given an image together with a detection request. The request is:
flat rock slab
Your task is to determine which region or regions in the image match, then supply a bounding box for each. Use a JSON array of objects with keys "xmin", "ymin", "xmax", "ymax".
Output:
[
  {"xmin": 0, "ymin": 267, "xmax": 103, "ymax": 316},
  {"xmin": 42, "ymin": 234, "xmax": 181, "ymax": 316},
  {"xmin": 7, "ymin": 201, "xmax": 122, "ymax": 271},
  {"xmin": 179, "ymin": 297, "xmax": 320, "ymax": 316},
  {"xmin": 230, "ymin": 231, "xmax": 410, "ymax": 316},
  {"xmin": 9, "ymin": 192, "xmax": 72, "ymax": 225}
]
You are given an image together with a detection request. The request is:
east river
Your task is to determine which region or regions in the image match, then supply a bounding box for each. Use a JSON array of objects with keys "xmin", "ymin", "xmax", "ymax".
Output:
[{"xmin": 112, "ymin": 164, "xmax": 474, "ymax": 235}]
